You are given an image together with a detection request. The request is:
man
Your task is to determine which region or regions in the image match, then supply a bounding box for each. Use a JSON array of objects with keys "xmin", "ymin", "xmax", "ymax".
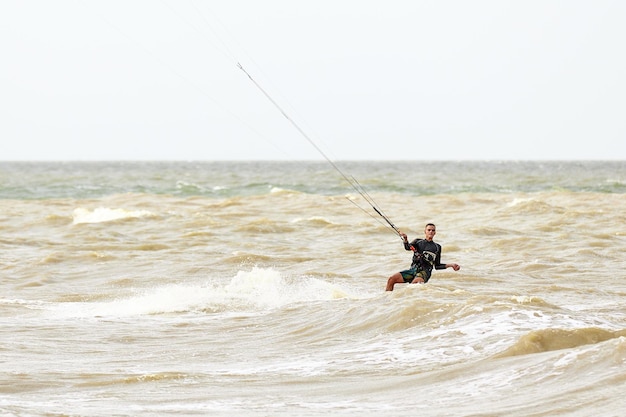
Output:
[{"xmin": 386, "ymin": 223, "xmax": 460, "ymax": 291}]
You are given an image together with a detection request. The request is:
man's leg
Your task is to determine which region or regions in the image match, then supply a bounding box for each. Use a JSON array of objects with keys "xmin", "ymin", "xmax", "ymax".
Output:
[{"xmin": 386, "ymin": 272, "xmax": 405, "ymax": 291}]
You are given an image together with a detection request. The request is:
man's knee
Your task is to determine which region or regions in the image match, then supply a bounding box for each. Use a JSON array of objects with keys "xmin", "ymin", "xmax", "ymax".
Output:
[
  {"xmin": 388, "ymin": 273, "xmax": 402, "ymax": 283},
  {"xmin": 386, "ymin": 273, "xmax": 402, "ymax": 291}
]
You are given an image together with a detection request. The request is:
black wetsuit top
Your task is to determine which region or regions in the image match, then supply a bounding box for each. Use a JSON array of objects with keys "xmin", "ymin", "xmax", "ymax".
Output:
[{"xmin": 404, "ymin": 238, "xmax": 446, "ymax": 282}]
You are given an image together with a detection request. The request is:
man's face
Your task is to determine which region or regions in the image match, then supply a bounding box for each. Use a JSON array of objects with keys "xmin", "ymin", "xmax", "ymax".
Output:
[{"xmin": 424, "ymin": 225, "xmax": 436, "ymax": 241}]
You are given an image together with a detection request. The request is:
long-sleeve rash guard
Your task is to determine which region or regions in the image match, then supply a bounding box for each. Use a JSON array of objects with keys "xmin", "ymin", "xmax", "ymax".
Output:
[{"xmin": 404, "ymin": 238, "xmax": 446, "ymax": 282}]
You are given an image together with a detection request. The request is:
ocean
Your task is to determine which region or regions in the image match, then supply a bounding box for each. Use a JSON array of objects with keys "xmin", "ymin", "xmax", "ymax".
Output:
[{"xmin": 1, "ymin": 160, "xmax": 625, "ymax": 416}]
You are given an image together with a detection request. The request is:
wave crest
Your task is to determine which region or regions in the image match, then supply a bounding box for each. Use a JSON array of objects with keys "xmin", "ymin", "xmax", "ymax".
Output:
[
  {"xmin": 72, "ymin": 207, "xmax": 154, "ymax": 225},
  {"xmin": 496, "ymin": 327, "xmax": 626, "ymax": 357}
]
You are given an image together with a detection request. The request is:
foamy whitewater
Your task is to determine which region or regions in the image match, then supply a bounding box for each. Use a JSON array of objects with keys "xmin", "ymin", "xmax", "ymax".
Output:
[{"xmin": 1, "ymin": 161, "xmax": 625, "ymax": 416}]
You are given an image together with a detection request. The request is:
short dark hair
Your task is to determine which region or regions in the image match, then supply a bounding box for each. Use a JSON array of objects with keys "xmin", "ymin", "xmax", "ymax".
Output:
[{"xmin": 425, "ymin": 223, "xmax": 436, "ymax": 229}]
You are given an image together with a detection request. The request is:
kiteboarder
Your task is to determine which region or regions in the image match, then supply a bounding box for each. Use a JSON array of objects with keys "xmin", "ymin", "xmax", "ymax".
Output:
[{"xmin": 386, "ymin": 223, "xmax": 460, "ymax": 291}]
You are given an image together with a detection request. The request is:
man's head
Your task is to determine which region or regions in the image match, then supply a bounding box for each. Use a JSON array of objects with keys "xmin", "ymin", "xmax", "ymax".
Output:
[{"xmin": 424, "ymin": 223, "xmax": 436, "ymax": 241}]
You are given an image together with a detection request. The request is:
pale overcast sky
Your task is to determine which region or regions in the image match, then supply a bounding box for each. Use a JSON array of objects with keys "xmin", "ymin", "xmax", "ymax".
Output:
[{"xmin": 1, "ymin": 1, "xmax": 625, "ymax": 161}]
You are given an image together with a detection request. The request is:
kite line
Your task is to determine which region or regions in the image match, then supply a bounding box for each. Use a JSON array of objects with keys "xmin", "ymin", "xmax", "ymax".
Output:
[{"xmin": 236, "ymin": 63, "xmax": 403, "ymax": 239}]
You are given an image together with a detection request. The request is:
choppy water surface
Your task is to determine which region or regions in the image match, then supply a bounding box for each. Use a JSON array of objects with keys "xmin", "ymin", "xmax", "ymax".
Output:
[{"xmin": 1, "ymin": 161, "xmax": 625, "ymax": 416}]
